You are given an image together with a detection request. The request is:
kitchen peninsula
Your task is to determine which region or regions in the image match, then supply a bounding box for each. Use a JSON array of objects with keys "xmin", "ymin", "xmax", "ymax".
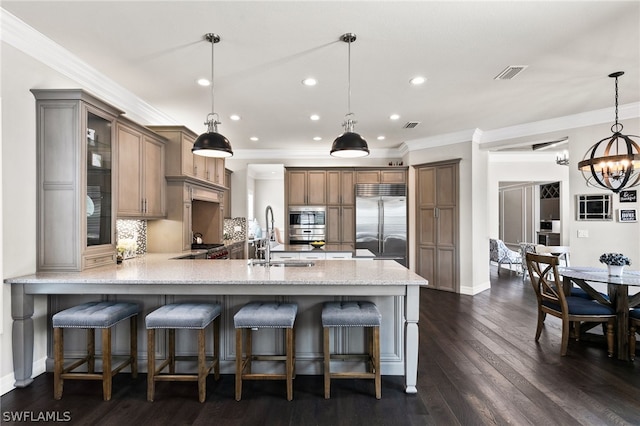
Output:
[{"xmin": 8, "ymin": 255, "xmax": 427, "ymax": 394}]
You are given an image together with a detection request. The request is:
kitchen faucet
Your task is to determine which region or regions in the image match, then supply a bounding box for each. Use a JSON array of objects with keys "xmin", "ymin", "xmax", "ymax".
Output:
[{"xmin": 265, "ymin": 205, "xmax": 275, "ymax": 265}]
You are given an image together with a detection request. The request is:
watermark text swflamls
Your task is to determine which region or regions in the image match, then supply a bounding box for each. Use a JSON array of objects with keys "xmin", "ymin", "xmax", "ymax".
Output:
[{"xmin": 2, "ymin": 411, "xmax": 72, "ymax": 422}]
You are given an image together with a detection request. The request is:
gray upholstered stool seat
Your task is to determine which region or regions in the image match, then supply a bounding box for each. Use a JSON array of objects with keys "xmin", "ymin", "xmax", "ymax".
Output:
[
  {"xmin": 322, "ymin": 301, "xmax": 381, "ymax": 399},
  {"xmin": 53, "ymin": 301, "xmax": 140, "ymax": 401},
  {"xmin": 234, "ymin": 302, "xmax": 298, "ymax": 401},
  {"xmin": 146, "ymin": 303, "xmax": 221, "ymax": 403}
]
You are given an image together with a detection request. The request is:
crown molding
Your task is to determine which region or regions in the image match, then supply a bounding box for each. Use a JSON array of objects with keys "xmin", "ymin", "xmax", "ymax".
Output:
[
  {"xmin": 1, "ymin": 8, "xmax": 177, "ymax": 126},
  {"xmin": 398, "ymin": 128, "xmax": 478, "ymax": 155}
]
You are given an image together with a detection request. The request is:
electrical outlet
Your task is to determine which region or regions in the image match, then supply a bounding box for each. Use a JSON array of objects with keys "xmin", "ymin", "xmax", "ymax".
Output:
[{"xmin": 577, "ymin": 229, "xmax": 589, "ymax": 238}]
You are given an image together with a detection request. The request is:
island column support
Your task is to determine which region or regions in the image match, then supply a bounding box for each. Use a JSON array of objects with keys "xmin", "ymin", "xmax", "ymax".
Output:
[
  {"xmin": 11, "ymin": 283, "xmax": 35, "ymax": 387},
  {"xmin": 404, "ymin": 285, "xmax": 419, "ymax": 393}
]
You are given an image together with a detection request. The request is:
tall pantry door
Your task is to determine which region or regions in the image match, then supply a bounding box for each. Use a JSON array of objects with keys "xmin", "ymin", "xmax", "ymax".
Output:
[{"xmin": 415, "ymin": 160, "xmax": 459, "ymax": 292}]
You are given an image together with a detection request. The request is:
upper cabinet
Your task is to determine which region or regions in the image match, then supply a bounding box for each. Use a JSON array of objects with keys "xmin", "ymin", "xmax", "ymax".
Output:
[
  {"xmin": 148, "ymin": 125, "xmax": 225, "ymax": 188},
  {"xmin": 357, "ymin": 169, "xmax": 406, "ymax": 184},
  {"xmin": 32, "ymin": 89, "xmax": 121, "ymax": 271},
  {"xmin": 287, "ymin": 169, "xmax": 326, "ymax": 205},
  {"xmin": 116, "ymin": 118, "xmax": 166, "ymax": 218},
  {"xmin": 327, "ymin": 170, "xmax": 355, "ymax": 205}
]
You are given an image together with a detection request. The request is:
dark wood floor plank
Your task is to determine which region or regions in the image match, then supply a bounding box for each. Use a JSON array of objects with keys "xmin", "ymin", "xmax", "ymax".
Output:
[{"xmin": 3, "ymin": 266, "xmax": 640, "ymax": 425}]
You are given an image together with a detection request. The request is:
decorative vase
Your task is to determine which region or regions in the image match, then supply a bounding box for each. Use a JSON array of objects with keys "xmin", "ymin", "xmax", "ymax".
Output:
[{"xmin": 608, "ymin": 265, "xmax": 624, "ymax": 276}]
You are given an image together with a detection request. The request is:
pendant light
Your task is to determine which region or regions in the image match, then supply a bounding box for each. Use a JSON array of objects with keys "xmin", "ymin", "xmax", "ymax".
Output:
[
  {"xmin": 578, "ymin": 71, "xmax": 640, "ymax": 193},
  {"xmin": 330, "ymin": 33, "xmax": 370, "ymax": 158},
  {"xmin": 192, "ymin": 33, "xmax": 233, "ymax": 158}
]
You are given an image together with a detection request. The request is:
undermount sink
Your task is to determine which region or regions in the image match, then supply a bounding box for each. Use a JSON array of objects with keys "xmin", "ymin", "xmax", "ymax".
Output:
[{"xmin": 249, "ymin": 259, "xmax": 315, "ymax": 267}]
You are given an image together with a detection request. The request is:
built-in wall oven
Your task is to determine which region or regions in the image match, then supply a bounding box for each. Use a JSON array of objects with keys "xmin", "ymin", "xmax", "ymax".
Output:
[{"xmin": 289, "ymin": 206, "xmax": 326, "ymax": 243}]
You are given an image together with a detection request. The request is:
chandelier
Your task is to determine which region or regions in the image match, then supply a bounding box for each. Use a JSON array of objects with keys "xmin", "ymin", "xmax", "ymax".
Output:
[{"xmin": 578, "ymin": 71, "xmax": 640, "ymax": 193}]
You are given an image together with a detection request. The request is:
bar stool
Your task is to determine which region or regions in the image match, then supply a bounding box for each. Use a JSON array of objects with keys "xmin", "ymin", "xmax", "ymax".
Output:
[
  {"xmin": 146, "ymin": 302, "xmax": 221, "ymax": 403},
  {"xmin": 322, "ymin": 301, "xmax": 381, "ymax": 399},
  {"xmin": 53, "ymin": 301, "xmax": 139, "ymax": 400},
  {"xmin": 629, "ymin": 309, "xmax": 640, "ymax": 361},
  {"xmin": 234, "ymin": 302, "xmax": 297, "ymax": 401}
]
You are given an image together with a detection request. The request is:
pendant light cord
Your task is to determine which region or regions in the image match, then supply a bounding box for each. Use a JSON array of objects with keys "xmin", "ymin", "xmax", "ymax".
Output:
[
  {"xmin": 211, "ymin": 34, "xmax": 215, "ymax": 118},
  {"xmin": 347, "ymin": 38, "xmax": 351, "ymax": 115}
]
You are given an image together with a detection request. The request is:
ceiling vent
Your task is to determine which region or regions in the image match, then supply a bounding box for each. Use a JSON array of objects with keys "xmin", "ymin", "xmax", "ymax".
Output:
[
  {"xmin": 403, "ymin": 121, "xmax": 420, "ymax": 129},
  {"xmin": 494, "ymin": 65, "xmax": 528, "ymax": 80}
]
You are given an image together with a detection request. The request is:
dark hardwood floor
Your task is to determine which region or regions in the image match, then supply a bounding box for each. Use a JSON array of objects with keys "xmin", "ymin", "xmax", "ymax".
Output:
[{"xmin": 3, "ymin": 267, "xmax": 640, "ymax": 425}]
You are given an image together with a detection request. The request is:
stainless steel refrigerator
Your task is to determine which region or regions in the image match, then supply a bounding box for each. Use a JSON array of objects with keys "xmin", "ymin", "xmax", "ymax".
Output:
[{"xmin": 355, "ymin": 183, "xmax": 407, "ymax": 266}]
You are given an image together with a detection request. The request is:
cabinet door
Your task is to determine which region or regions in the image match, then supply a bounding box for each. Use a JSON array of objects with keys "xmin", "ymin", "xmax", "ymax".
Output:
[
  {"xmin": 326, "ymin": 206, "xmax": 341, "ymax": 243},
  {"xmin": 215, "ymin": 158, "xmax": 225, "ymax": 185},
  {"xmin": 180, "ymin": 135, "xmax": 195, "ymax": 177},
  {"xmin": 341, "ymin": 171, "xmax": 355, "ymax": 205},
  {"xmin": 142, "ymin": 136, "xmax": 165, "ymax": 217},
  {"xmin": 307, "ymin": 171, "xmax": 326, "ymax": 204},
  {"xmin": 182, "ymin": 202, "xmax": 192, "ymax": 251},
  {"xmin": 193, "ymin": 152, "xmax": 207, "ymax": 180},
  {"xmin": 357, "ymin": 170, "xmax": 380, "ymax": 183},
  {"xmin": 327, "ymin": 171, "xmax": 341, "ymax": 205},
  {"xmin": 341, "ymin": 205, "xmax": 355, "ymax": 243},
  {"xmin": 116, "ymin": 123, "xmax": 143, "ymax": 216},
  {"xmin": 381, "ymin": 170, "xmax": 406, "ymax": 183},
  {"xmin": 287, "ymin": 171, "xmax": 307, "ymax": 205}
]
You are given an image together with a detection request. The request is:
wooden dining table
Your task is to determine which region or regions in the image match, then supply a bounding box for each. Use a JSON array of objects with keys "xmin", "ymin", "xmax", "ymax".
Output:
[{"xmin": 559, "ymin": 266, "xmax": 640, "ymax": 361}]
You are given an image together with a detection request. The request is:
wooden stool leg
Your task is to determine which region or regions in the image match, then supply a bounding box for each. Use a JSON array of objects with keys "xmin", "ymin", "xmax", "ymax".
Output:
[
  {"xmin": 198, "ymin": 328, "xmax": 206, "ymax": 403},
  {"xmin": 87, "ymin": 328, "xmax": 95, "ymax": 373},
  {"xmin": 130, "ymin": 316, "xmax": 138, "ymax": 378},
  {"xmin": 147, "ymin": 329, "xmax": 155, "ymax": 402},
  {"xmin": 102, "ymin": 328, "xmax": 112, "ymax": 401},
  {"xmin": 235, "ymin": 328, "xmax": 243, "ymax": 401},
  {"xmin": 286, "ymin": 328, "xmax": 294, "ymax": 401},
  {"xmin": 246, "ymin": 329, "xmax": 252, "ymax": 373},
  {"xmin": 168, "ymin": 329, "xmax": 176, "ymax": 374},
  {"xmin": 54, "ymin": 328, "xmax": 63, "ymax": 400},
  {"xmin": 323, "ymin": 327, "xmax": 331, "ymax": 399},
  {"xmin": 373, "ymin": 327, "xmax": 381, "ymax": 399},
  {"xmin": 213, "ymin": 316, "xmax": 220, "ymax": 380},
  {"xmin": 630, "ymin": 323, "xmax": 637, "ymax": 361}
]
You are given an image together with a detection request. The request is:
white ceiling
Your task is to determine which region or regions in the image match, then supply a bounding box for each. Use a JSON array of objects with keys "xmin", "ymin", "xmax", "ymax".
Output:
[{"xmin": 3, "ymin": 1, "xmax": 640, "ymax": 156}]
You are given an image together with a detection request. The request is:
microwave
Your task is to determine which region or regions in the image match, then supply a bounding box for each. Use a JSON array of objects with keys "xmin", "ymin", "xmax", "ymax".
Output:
[{"xmin": 576, "ymin": 194, "xmax": 613, "ymax": 220}]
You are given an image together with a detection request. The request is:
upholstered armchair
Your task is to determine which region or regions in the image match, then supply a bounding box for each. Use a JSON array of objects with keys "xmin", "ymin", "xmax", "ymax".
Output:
[{"xmin": 490, "ymin": 238, "xmax": 522, "ymax": 275}]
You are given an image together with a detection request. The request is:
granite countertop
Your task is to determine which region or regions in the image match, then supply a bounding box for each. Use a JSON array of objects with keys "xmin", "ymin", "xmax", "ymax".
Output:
[{"xmin": 5, "ymin": 254, "xmax": 427, "ymax": 287}]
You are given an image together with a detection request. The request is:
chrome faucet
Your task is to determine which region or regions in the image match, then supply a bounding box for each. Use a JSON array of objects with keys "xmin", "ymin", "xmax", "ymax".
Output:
[{"xmin": 265, "ymin": 205, "xmax": 275, "ymax": 265}]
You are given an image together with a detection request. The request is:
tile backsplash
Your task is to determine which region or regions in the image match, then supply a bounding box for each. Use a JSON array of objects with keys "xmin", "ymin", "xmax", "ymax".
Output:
[
  {"xmin": 224, "ymin": 217, "xmax": 247, "ymax": 241},
  {"xmin": 116, "ymin": 219, "xmax": 146, "ymax": 254}
]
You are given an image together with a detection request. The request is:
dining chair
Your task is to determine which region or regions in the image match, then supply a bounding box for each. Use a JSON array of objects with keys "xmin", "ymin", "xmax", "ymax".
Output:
[
  {"xmin": 525, "ymin": 253, "xmax": 616, "ymax": 356},
  {"xmin": 630, "ymin": 309, "xmax": 640, "ymax": 361}
]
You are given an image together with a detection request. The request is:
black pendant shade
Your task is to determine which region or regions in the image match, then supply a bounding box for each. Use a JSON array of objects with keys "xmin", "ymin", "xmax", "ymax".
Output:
[
  {"xmin": 330, "ymin": 131, "xmax": 370, "ymax": 158},
  {"xmin": 192, "ymin": 130, "xmax": 233, "ymax": 158}
]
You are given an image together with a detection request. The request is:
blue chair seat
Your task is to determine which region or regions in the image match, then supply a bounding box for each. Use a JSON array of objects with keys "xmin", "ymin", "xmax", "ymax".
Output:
[
  {"xmin": 542, "ymin": 297, "xmax": 614, "ymax": 316},
  {"xmin": 234, "ymin": 302, "xmax": 297, "ymax": 329},
  {"xmin": 322, "ymin": 301, "xmax": 381, "ymax": 327},
  {"xmin": 630, "ymin": 308, "xmax": 640, "ymax": 320},
  {"xmin": 146, "ymin": 303, "xmax": 221, "ymax": 329},
  {"xmin": 570, "ymin": 287, "xmax": 609, "ymax": 301},
  {"xmin": 53, "ymin": 301, "xmax": 139, "ymax": 329}
]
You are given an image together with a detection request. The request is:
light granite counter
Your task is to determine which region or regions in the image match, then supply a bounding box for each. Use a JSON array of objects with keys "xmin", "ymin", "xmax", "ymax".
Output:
[{"xmin": 7, "ymin": 254, "xmax": 427, "ymax": 393}]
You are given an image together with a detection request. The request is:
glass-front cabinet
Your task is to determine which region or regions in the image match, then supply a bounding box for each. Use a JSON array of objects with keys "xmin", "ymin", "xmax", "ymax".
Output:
[{"xmin": 32, "ymin": 89, "xmax": 122, "ymax": 271}]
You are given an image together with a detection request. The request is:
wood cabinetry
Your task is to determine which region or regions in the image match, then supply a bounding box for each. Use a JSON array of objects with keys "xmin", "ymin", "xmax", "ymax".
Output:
[
  {"xmin": 287, "ymin": 169, "xmax": 326, "ymax": 205},
  {"xmin": 326, "ymin": 205, "xmax": 355, "ymax": 245},
  {"xmin": 224, "ymin": 169, "xmax": 232, "ymax": 218},
  {"xmin": 327, "ymin": 170, "xmax": 355, "ymax": 205},
  {"xmin": 116, "ymin": 118, "xmax": 166, "ymax": 218},
  {"xmin": 356, "ymin": 169, "xmax": 406, "ymax": 184},
  {"xmin": 32, "ymin": 89, "xmax": 121, "ymax": 271},
  {"xmin": 415, "ymin": 160, "xmax": 459, "ymax": 292},
  {"xmin": 148, "ymin": 125, "xmax": 225, "ymax": 187}
]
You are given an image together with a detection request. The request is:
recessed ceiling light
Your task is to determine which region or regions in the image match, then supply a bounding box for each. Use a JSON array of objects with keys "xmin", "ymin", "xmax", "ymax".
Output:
[
  {"xmin": 230, "ymin": 114, "xmax": 241, "ymax": 121},
  {"xmin": 302, "ymin": 78, "xmax": 317, "ymax": 86},
  {"xmin": 377, "ymin": 136, "xmax": 385, "ymax": 140},
  {"xmin": 389, "ymin": 114, "xmax": 400, "ymax": 120},
  {"xmin": 313, "ymin": 136, "xmax": 322, "ymax": 141},
  {"xmin": 409, "ymin": 76, "xmax": 426, "ymax": 85},
  {"xmin": 197, "ymin": 78, "xmax": 210, "ymax": 86},
  {"xmin": 310, "ymin": 114, "xmax": 320, "ymax": 121},
  {"xmin": 250, "ymin": 137, "xmax": 259, "ymax": 142}
]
